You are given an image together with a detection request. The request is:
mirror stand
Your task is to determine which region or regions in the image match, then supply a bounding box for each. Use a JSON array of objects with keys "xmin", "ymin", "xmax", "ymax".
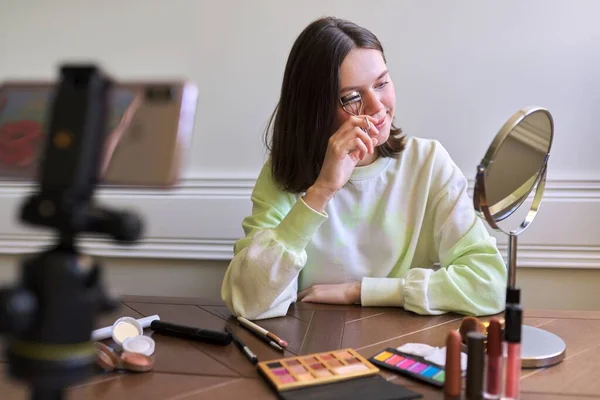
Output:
[
  {"xmin": 507, "ymin": 234, "xmax": 566, "ymax": 368},
  {"xmin": 476, "ymin": 152, "xmax": 566, "ymax": 368}
]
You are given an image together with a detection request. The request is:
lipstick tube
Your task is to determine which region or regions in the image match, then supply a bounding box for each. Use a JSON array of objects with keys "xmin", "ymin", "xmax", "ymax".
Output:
[
  {"xmin": 466, "ymin": 331, "xmax": 486, "ymax": 400},
  {"xmin": 484, "ymin": 318, "xmax": 503, "ymax": 399},
  {"xmin": 503, "ymin": 305, "xmax": 522, "ymax": 399},
  {"xmin": 444, "ymin": 330, "xmax": 462, "ymax": 399}
]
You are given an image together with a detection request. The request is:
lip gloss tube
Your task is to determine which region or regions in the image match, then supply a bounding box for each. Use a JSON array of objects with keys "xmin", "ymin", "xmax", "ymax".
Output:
[{"xmin": 503, "ymin": 305, "xmax": 523, "ymax": 400}]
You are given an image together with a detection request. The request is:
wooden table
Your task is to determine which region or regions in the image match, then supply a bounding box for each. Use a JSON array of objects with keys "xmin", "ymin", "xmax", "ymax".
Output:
[{"xmin": 2, "ymin": 295, "xmax": 599, "ymax": 399}]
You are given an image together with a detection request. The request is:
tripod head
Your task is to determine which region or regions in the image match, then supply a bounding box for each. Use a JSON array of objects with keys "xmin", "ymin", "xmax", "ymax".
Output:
[{"xmin": 0, "ymin": 65, "xmax": 143, "ymax": 399}]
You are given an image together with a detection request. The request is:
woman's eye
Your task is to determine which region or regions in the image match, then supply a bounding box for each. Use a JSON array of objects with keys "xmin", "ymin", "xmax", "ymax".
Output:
[
  {"xmin": 376, "ymin": 81, "xmax": 389, "ymax": 89},
  {"xmin": 340, "ymin": 91, "xmax": 362, "ymax": 106}
]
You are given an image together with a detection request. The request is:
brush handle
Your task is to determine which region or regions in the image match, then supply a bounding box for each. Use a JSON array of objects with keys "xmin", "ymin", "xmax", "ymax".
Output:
[
  {"xmin": 150, "ymin": 320, "xmax": 232, "ymax": 346},
  {"xmin": 91, "ymin": 315, "xmax": 160, "ymax": 341}
]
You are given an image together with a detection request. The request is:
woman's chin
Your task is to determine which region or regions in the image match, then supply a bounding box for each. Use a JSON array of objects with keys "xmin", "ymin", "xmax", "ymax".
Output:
[{"xmin": 374, "ymin": 132, "xmax": 390, "ymax": 146}]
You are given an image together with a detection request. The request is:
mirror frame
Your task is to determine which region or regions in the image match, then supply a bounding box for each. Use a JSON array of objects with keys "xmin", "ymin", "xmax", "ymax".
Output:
[
  {"xmin": 473, "ymin": 106, "xmax": 553, "ymax": 236},
  {"xmin": 471, "ymin": 107, "xmax": 566, "ymax": 370}
]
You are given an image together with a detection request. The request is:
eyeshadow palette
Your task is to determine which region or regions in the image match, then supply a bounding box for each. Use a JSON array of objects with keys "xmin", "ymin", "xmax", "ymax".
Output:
[
  {"xmin": 369, "ymin": 348, "xmax": 446, "ymax": 388},
  {"xmin": 257, "ymin": 348, "xmax": 379, "ymax": 391}
]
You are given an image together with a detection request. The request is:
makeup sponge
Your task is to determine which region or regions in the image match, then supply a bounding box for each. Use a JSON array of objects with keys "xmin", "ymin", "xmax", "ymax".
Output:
[{"xmin": 459, "ymin": 316, "xmax": 487, "ymax": 343}]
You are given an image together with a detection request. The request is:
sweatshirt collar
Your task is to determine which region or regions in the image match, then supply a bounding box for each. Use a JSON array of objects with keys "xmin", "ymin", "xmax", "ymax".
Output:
[{"xmin": 350, "ymin": 155, "xmax": 391, "ymax": 181}]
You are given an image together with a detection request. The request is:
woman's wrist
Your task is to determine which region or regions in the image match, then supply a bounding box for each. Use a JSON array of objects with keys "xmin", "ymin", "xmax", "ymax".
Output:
[
  {"xmin": 303, "ymin": 184, "xmax": 336, "ymax": 212},
  {"xmin": 346, "ymin": 281, "xmax": 362, "ymax": 304}
]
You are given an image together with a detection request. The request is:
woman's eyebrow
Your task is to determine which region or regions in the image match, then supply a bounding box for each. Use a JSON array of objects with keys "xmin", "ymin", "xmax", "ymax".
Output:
[{"xmin": 340, "ymin": 70, "xmax": 389, "ymax": 93}]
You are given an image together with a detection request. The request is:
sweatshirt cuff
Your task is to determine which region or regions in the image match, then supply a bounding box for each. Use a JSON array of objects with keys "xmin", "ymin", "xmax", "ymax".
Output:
[
  {"xmin": 274, "ymin": 196, "xmax": 328, "ymax": 252},
  {"xmin": 361, "ymin": 277, "xmax": 406, "ymax": 307}
]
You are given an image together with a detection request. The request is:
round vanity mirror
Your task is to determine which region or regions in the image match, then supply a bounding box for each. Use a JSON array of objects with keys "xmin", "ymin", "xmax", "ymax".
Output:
[
  {"xmin": 474, "ymin": 107, "xmax": 552, "ymax": 229},
  {"xmin": 473, "ymin": 106, "xmax": 566, "ymax": 368}
]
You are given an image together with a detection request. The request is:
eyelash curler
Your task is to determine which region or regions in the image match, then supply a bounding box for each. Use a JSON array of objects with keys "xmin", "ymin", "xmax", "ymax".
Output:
[
  {"xmin": 339, "ymin": 90, "xmax": 370, "ymax": 132},
  {"xmin": 340, "ymin": 90, "xmax": 363, "ymax": 116}
]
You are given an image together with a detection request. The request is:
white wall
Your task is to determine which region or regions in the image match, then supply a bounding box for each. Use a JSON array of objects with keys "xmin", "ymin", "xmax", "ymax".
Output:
[{"xmin": 1, "ymin": 0, "xmax": 599, "ymax": 309}]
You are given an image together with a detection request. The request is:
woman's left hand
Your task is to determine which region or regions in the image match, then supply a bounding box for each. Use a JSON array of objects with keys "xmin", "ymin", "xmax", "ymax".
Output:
[{"xmin": 297, "ymin": 282, "xmax": 361, "ymax": 305}]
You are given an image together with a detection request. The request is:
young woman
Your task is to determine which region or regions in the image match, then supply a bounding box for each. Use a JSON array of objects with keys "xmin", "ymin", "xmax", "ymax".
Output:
[{"xmin": 221, "ymin": 17, "xmax": 507, "ymax": 320}]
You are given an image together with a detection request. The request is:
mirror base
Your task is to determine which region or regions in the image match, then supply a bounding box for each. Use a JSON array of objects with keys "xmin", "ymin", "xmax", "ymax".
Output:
[{"xmin": 521, "ymin": 324, "xmax": 566, "ymax": 368}]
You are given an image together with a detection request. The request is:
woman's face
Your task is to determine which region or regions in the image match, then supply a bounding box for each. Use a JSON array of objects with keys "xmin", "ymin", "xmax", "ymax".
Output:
[{"xmin": 336, "ymin": 48, "xmax": 396, "ymax": 148}]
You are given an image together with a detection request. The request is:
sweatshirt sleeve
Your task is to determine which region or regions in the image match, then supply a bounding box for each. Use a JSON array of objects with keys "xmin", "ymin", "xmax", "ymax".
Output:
[
  {"xmin": 221, "ymin": 162, "xmax": 328, "ymax": 320},
  {"xmin": 361, "ymin": 142, "xmax": 507, "ymax": 316},
  {"xmin": 401, "ymin": 177, "xmax": 507, "ymax": 316}
]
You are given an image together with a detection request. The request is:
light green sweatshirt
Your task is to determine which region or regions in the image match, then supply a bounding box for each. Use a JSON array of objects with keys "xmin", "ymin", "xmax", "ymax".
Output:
[{"xmin": 221, "ymin": 137, "xmax": 507, "ymax": 320}]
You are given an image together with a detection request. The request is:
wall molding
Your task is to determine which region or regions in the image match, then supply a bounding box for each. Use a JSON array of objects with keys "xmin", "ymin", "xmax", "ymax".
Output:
[
  {"xmin": 0, "ymin": 233, "xmax": 234, "ymax": 260},
  {"xmin": 0, "ymin": 234, "xmax": 599, "ymax": 269},
  {"xmin": 466, "ymin": 178, "xmax": 600, "ymax": 200},
  {"xmin": 0, "ymin": 176, "xmax": 598, "ymax": 266},
  {"xmin": 3, "ymin": 176, "xmax": 598, "ymax": 198},
  {"xmin": 0, "ymin": 176, "xmax": 257, "ymax": 197},
  {"xmin": 496, "ymin": 244, "xmax": 600, "ymax": 269}
]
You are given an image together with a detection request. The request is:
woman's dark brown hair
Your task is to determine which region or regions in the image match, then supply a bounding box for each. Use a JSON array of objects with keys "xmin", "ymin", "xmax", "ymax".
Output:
[{"xmin": 264, "ymin": 16, "xmax": 406, "ymax": 193}]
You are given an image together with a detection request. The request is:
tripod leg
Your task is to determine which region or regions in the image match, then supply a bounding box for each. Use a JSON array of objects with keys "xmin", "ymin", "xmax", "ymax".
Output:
[{"xmin": 32, "ymin": 387, "xmax": 65, "ymax": 400}]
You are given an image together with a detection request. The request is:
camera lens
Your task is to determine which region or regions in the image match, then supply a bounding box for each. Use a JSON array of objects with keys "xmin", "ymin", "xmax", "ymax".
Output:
[{"xmin": 144, "ymin": 86, "xmax": 173, "ymax": 102}]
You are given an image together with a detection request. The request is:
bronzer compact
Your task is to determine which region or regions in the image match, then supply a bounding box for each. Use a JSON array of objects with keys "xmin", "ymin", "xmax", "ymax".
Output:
[
  {"xmin": 94, "ymin": 342, "xmax": 154, "ymax": 373},
  {"xmin": 107, "ymin": 316, "xmax": 156, "ymax": 356},
  {"xmin": 92, "ymin": 315, "xmax": 158, "ymax": 373}
]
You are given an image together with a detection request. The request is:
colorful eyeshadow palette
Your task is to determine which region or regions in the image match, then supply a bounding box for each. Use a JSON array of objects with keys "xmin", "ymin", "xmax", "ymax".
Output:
[
  {"xmin": 257, "ymin": 348, "xmax": 379, "ymax": 392},
  {"xmin": 369, "ymin": 348, "xmax": 446, "ymax": 388}
]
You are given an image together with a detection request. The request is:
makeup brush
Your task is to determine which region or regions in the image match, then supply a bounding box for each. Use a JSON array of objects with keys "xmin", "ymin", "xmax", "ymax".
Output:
[{"xmin": 459, "ymin": 316, "xmax": 487, "ymax": 344}]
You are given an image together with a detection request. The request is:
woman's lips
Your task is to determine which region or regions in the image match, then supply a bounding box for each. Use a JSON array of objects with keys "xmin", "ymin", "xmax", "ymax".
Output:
[{"xmin": 374, "ymin": 115, "xmax": 386, "ymax": 129}]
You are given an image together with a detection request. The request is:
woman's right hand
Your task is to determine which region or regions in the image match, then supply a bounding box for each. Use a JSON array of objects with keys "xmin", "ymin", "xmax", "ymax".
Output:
[{"xmin": 303, "ymin": 115, "xmax": 379, "ymax": 212}]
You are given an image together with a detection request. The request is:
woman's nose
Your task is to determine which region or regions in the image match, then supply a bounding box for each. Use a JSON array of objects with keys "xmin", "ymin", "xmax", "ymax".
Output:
[{"xmin": 361, "ymin": 90, "xmax": 384, "ymax": 116}]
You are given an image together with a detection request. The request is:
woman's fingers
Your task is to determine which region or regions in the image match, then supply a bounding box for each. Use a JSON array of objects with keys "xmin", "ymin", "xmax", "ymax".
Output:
[
  {"xmin": 347, "ymin": 126, "xmax": 376, "ymax": 154},
  {"xmin": 359, "ymin": 115, "xmax": 380, "ymax": 139},
  {"xmin": 353, "ymin": 115, "xmax": 379, "ymax": 135},
  {"xmin": 348, "ymin": 136, "xmax": 369, "ymax": 152},
  {"xmin": 332, "ymin": 129, "xmax": 372, "ymax": 159},
  {"xmin": 352, "ymin": 114, "xmax": 378, "ymax": 126},
  {"xmin": 298, "ymin": 288, "xmax": 316, "ymax": 302},
  {"xmin": 334, "ymin": 115, "xmax": 377, "ymax": 138},
  {"xmin": 297, "ymin": 288, "xmax": 309, "ymax": 300},
  {"xmin": 349, "ymin": 137, "xmax": 369, "ymax": 160},
  {"xmin": 296, "ymin": 283, "xmax": 361, "ymax": 305},
  {"xmin": 346, "ymin": 115, "xmax": 379, "ymax": 141},
  {"xmin": 326, "ymin": 114, "xmax": 380, "ymax": 161}
]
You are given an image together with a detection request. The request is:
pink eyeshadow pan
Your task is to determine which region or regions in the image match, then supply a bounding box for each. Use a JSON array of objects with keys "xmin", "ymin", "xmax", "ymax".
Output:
[
  {"xmin": 289, "ymin": 365, "xmax": 306, "ymax": 374},
  {"xmin": 385, "ymin": 355, "xmax": 404, "ymax": 366},
  {"xmin": 334, "ymin": 363, "xmax": 369, "ymax": 375},
  {"xmin": 296, "ymin": 373, "xmax": 314, "ymax": 381},
  {"xmin": 409, "ymin": 362, "xmax": 428, "ymax": 374},
  {"xmin": 277, "ymin": 374, "xmax": 295, "ymax": 383},
  {"xmin": 272, "ymin": 368, "xmax": 288, "ymax": 376},
  {"xmin": 314, "ymin": 369, "xmax": 332, "ymax": 378},
  {"xmin": 320, "ymin": 354, "xmax": 334, "ymax": 360},
  {"xmin": 397, "ymin": 359, "xmax": 415, "ymax": 369},
  {"xmin": 335, "ymin": 351, "xmax": 353, "ymax": 359}
]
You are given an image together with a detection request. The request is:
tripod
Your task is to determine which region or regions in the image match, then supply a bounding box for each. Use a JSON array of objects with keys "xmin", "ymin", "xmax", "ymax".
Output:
[{"xmin": 0, "ymin": 65, "xmax": 143, "ymax": 400}]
